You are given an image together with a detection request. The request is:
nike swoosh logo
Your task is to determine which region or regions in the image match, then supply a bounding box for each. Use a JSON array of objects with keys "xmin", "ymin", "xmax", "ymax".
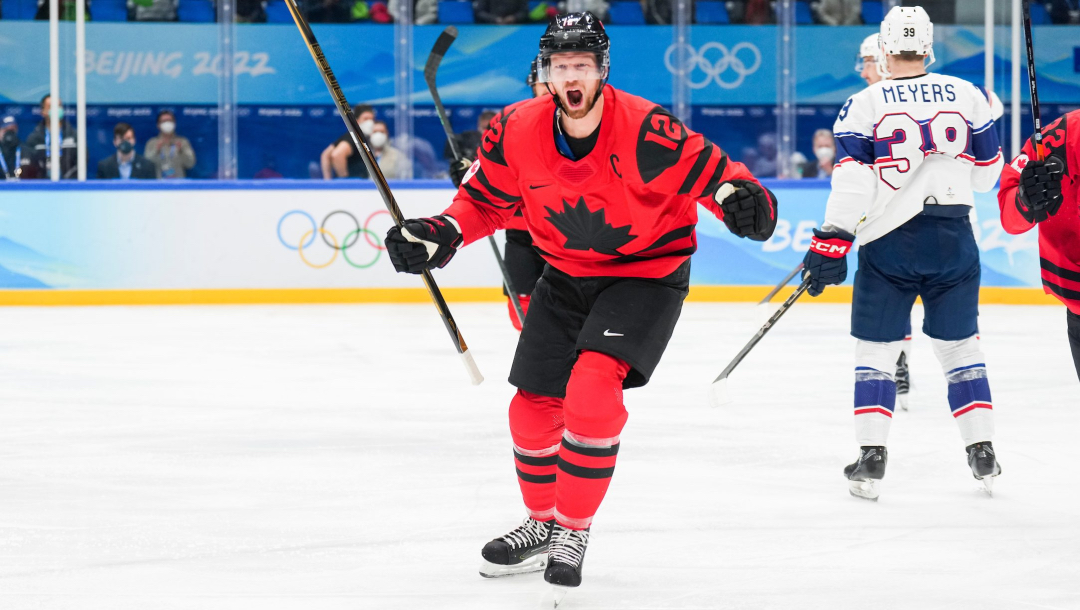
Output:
[
  {"xmin": 603, "ymin": 330, "xmax": 623, "ymax": 337},
  {"xmin": 528, "ymin": 184, "xmax": 551, "ymax": 190}
]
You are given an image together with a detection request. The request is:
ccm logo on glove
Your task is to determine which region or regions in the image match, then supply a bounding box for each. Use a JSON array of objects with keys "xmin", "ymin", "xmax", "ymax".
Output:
[{"xmin": 809, "ymin": 236, "xmax": 852, "ymax": 258}]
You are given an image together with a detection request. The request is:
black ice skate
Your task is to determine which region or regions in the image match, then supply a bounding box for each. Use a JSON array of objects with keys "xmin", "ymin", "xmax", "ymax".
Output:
[
  {"xmin": 895, "ymin": 352, "xmax": 911, "ymax": 411},
  {"xmin": 844, "ymin": 446, "xmax": 887, "ymax": 501},
  {"xmin": 967, "ymin": 442, "xmax": 1002, "ymax": 495},
  {"xmin": 479, "ymin": 517, "xmax": 553, "ymax": 578},
  {"xmin": 544, "ymin": 524, "xmax": 590, "ymax": 607}
]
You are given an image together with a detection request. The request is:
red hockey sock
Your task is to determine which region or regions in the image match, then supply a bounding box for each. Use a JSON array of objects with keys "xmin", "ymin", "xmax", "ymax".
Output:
[
  {"xmin": 555, "ymin": 351, "xmax": 631, "ymax": 530},
  {"xmin": 507, "ymin": 295, "xmax": 531, "ymax": 331},
  {"xmin": 509, "ymin": 389, "xmax": 564, "ymax": 521}
]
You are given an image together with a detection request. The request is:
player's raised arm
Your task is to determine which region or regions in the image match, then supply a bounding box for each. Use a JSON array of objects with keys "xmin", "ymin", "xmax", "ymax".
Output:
[
  {"xmin": 385, "ymin": 110, "xmax": 524, "ymax": 275},
  {"xmin": 675, "ymin": 126, "xmax": 777, "ymax": 242}
]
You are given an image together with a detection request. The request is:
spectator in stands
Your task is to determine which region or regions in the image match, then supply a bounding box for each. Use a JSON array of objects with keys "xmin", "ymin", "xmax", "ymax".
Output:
[
  {"xmin": 97, "ymin": 123, "xmax": 157, "ymax": 180},
  {"xmin": 746, "ymin": 132, "xmax": 778, "ymax": 178},
  {"xmin": 35, "ymin": 0, "xmax": 90, "ymax": 19},
  {"xmin": 473, "ymin": 0, "xmax": 528, "ymax": 24},
  {"xmin": 1, "ymin": 115, "xmax": 25, "ymax": 180},
  {"xmin": 144, "ymin": 110, "xmax": 196, "ymax": 179},
  {"xmin": 132, "ymin": 0, "xmax": 178, "ymax": 21},
  {"xmin": 643, "ymin": 0, "xmax": 669, "ymax": 24},
  {"xmin": 24, "ymin": 94, "xmax": 77, "ymax": 180},
  {"xmin": 236, "ymin": 0, "xmax": 267, "ymax": 21},
  {"xmin": 307, "ymin": 0, "xmax": 353, "ymax": 22},
  {"xmin": 1046, "ymin": 0, "xmax": 1080, "ymax": 24},
  {"xmin": 388, "ymin": 0, "xmax": 437, "ymax": 23},
  {"xmin": 729, "ymin": 0, "xmax": 772, "ymax": 24},
  {"xmin": 812, "ymin": 0, "xmax": 860, "ymax": 25},
  {"xmin": 799, "ymin": 128, "xmax": 836, "ymax": 180},
  {"xmin": 321, "ymin": 104, "xmax": 375, "ymax": 179},
  {"xmin": 445, "ymin": 110, "xmax": 497, "ymax": 163},
  {"xmin": 369, "ymin": 120, "xmax": 411, "ymax": 179}
]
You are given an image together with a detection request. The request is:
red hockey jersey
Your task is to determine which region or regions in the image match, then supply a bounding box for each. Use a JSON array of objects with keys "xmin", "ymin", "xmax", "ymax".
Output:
[
  {"xmin": 444, "ymin": 85, "xmax": 764, "ymax": 278},
  {"xmin": 998, "ymin": 110, "xmax": 1080, "ymax": 314}
]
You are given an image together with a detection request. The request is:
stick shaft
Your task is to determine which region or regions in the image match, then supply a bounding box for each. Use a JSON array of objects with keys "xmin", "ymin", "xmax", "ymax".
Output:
[
  {"xmin": 714, "ymin": 279, "xmax": 810, "ymax": 383},
  {"xmin": 758, "ymin": 263, "xmax": 804, "ymax": 305},
  {"xmin": 1021, "ymin": 0, "xmax": 1044, "ymax": 160},
  {"xmin": 283, "ymin": 0, "xmax": 479, "ymax": 380}
]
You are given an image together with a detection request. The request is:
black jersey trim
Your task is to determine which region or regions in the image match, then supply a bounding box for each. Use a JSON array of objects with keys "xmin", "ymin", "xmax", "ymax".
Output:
[
  {"xmin": 557, "ymin": 457, "xmax": 615, "ymax": 479},
  {"xmin": 1041, "ymin": 257, "xmax": 1080, "ymax": 283},
  {"xmin": 476, "ymin": 168, "xmax": 522, "ymax": 204},
  {"xmin": 1043, "ymin": 278, "xmax": 1080, "ymax": 301},
  {"xmin": 516, "ymin": 468, "xmax": 557, "ymax": 484},
  {"xmin": 697, "ymin": 153, "xmax": 730, "ymax": 199},
  {"xmin": 560, "ymin": 438, "xmax": 620, "ymax": 458},
  {"xmin": 678, "ymin": 141, "xmax": 714, "ymax": 195}
]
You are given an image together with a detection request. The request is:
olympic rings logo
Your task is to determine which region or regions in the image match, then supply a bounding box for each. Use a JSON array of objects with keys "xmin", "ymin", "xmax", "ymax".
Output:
[
  {"xmin": 664, "ymin": 42, "xmax": 761, "ymax": 90},
  {"xmin": 277, "ymin": 209, "xmax": 391, "ymax": 269}
]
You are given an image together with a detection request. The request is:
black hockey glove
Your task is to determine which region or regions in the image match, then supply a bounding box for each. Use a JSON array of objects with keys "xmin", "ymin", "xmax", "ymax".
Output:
[
  {"xmin": 1016, "ymin": 156, "xmax": 1065, "ymax": 224},
  {"xmin": 385, "ymin": 215, "xmax": 463, "ymax": 274},
  {"xmin": 717, "ymin": 179, "xmax": 778, "ymax": 241},
  {"xmin": 449, "ymin": 157, "xmax": 473, "ymax": 189},
  {"xmin": 802, "ymin": 228, "xmax": 855, "ymax": 297}
]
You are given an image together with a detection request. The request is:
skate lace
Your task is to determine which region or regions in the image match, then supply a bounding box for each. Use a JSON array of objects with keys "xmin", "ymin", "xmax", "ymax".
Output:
[
  {"xmin": 548, "ymin": 526, "xmax": 589, "ymax": 567},
  {"xmin": 500, "ymin": 518, "xmax": 551, "ymax": 550}
]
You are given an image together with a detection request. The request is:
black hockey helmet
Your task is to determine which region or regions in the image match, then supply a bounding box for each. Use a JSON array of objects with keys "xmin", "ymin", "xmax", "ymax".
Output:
[
  {"xmin": 537, "ymin": 12, "xmax": 611, "ymax": 88},
  {"xmin": 526, "ymin": 54, "xmax": 540, "ymax": 88}
]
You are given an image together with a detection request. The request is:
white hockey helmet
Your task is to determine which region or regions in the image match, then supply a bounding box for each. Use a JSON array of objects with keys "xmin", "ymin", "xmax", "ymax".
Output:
[
  {"xmin": 880, "ymin": 6, "xmax": 935, "ymax": 69},
  {"xmin": 854, "ymin": 33, "xmax": 890, "ymax": 79}
]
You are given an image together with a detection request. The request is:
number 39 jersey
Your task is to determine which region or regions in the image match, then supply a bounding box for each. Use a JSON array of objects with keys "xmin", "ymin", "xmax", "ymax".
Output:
[{"xmin": 825, "ymin": 72, "xmax": 1004, "ymax": 245}]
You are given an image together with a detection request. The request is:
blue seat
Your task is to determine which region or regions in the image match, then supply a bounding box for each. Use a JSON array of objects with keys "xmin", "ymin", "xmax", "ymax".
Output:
[
  {"xmin": 795, "ymin": 0, "xmax": 812, "ymax": 24},
  {"xmin": 608, "ymin": 1, "xmax": 644, "ymax": 24},
  {"xmin": 177, "ymin": 0, "xmax": 215, "ymax": 22},
  {"xmin": 1029, "ymin": 2, "xmax": 1051, "ymax": 24},
  {"xmin": 695, "ymin": 0, "xmax": 728, "ymax": 23},
  {"xmin": 437, "ymin": 1, "xmax": 473, "ymax": 24},
  {"xmin": 264, "ymin": 0, "xmax": 293, "ymax": 22},
  {"xmin": 92, "ymin": 0, "xmax": 129, "ymax": 21},
  {"xmin": 861, "ymin": 0, "xmax": 883, "ymax": 23},
  {"xmin": 8, "ymin": 0, "xmax": 41, "ymax": 19}
]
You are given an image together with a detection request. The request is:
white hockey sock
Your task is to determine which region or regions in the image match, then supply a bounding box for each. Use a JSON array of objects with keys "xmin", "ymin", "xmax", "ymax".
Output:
[
  {"xmin": 853, "ymin": 340, "xmax": 905, "ymax": 447},
  {"xmin": 932, "ymin": 336, "xmax": 995, "ymax": 446}
]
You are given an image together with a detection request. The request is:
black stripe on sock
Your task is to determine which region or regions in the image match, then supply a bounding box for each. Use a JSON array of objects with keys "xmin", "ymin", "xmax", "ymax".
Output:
[
  {"xmin": 560, "ymin": 438, "xmax": 620, "ymax": 458},
  {"xmin": 557, "ymin": 456, "xmax": 616, "ymax": 479},
  {"xmin": 516, "ymin": 468, "xmax": 557, "ymax": 484},
  {"xmin": 514, "ymin": 450, "xmax": 559, "ymax": 467}
]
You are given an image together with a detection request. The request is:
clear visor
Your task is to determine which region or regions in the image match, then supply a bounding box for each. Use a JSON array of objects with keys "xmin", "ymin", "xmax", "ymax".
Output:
[{"xmin": 537, "ymin": 53, "xmax": 609, "ymax": 84}]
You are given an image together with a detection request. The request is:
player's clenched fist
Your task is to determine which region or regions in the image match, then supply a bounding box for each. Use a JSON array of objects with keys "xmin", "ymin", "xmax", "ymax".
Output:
[
  {"xmin": 385, "ymin": 215, "xmax": 463, "ymax": 274},
  {"xmin": 1016, "ymin": 156, "xmax": 1065, "ymax": 224},
  {"xmin": 802, "ymin": 228, "xmax": 855, "ymax": 297},
  {"xmin": 716, "ymin": 179, "xmax": 778, "ymax": 242}
]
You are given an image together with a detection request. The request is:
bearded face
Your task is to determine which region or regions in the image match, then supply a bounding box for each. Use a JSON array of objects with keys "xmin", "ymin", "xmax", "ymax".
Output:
[{"xmin": 545, "ymin": 52, "xmax": 604, "ymax": 120}]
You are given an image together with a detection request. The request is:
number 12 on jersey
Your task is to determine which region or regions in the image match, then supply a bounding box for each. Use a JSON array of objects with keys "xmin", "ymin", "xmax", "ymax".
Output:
[{"xmin": 874, "ymin": 112, "xmax": 970, "ymax": 190}]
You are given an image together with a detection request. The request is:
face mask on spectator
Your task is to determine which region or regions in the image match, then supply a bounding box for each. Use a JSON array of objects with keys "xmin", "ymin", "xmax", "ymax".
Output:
[
  {"xmin": 117, "ymin": 141, "xmax": 134, "ymax": 154},
  {"xmin": 369, "ymin": 131, "xmax": 388, "ymax": 149},
  {"xmin": 159, "ymin": 121, "xmax": 176, "ymax": 135},
  {"xmin": 359, "ymin": 120, "xmax": 375, "ymax": 136},
  {"xmin": 2, "ymin": 132, "xmax": 16, "ymax": 147},
  {"xmin": 814, "ymin": 146, "xmax": 834, "ymax": 162}
]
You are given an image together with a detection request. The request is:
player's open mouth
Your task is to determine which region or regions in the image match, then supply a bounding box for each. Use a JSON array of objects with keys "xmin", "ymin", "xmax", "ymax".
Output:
[{"xmin": 566, "ymin": 89, "xmax": 584, "ymax": 108}]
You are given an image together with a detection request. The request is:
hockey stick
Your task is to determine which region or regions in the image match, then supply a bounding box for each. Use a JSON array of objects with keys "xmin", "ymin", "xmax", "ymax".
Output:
[
  {"xmin": 283, "ymin": 1, "xmax": 482, "ymax": 385},
  {"xmin": 423, "ymin": 27, "xmax": 526, "ymax": 328},
  {"xmin": 758, "ymin": 263, "xmax": 804, "ymax": 305},
  {"xmin": 1021, "ymin": 0, "xmax": 1045, "ymax": 161},
  {"xmin": 709, "ymin": 278, "xmax": 811, "ymax": 407}
]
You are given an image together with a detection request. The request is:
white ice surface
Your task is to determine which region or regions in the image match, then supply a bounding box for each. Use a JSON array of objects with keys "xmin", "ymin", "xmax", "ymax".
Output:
[{"xmin": 1, "ymin": 302, "xmax": 1078, "ymax": 610}]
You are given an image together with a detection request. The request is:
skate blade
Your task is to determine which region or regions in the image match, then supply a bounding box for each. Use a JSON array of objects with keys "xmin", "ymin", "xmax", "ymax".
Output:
[
  {"xmin": 540, "ymin": 585, "xmax": 572, "ymax": 609},
  {"xmin": 848, "ymin": 478, "xmax": 880, "ymax": 501},
  {"xmin": 479, "ymin": 554, "xmax": 547, "ymax": 578},
  {"xmin": 974, "ymin": 466, "xmax": 1001, "ymax": 497},
  {"xmin": 897, "ymin": 393, "xmax": 909, "ymax": 411}
]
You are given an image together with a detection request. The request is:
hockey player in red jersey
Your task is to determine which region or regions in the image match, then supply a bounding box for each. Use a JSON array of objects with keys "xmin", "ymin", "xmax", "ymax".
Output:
[
  {"xmin": 998, "ymin": 110, "xmax": 1080, "ymax": 379},
  {"xmin": 449, "ymin": 56, "xmax": 548, "ymax": 331},
  {"xmin": 386, "ymin": 12, "xmax": 776, "ymax": 595}
]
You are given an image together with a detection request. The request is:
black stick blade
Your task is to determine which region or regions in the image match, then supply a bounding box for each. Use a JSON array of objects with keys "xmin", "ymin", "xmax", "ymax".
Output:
[{"xmin": 424, "ymin": 27, "xmax": 458, "ymax": 82}]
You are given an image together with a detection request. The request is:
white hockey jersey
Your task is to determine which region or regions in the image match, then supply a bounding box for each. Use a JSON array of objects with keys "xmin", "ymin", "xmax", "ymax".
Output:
[{"xmin": 824, "ymin": 72, "xmax": 1004, "ymax": 245}]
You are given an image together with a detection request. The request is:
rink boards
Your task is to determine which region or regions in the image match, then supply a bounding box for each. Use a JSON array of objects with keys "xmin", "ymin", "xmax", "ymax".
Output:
[{"xmin": 0, "ymin": 180, "xmax": 1058, "ymax": 306}]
